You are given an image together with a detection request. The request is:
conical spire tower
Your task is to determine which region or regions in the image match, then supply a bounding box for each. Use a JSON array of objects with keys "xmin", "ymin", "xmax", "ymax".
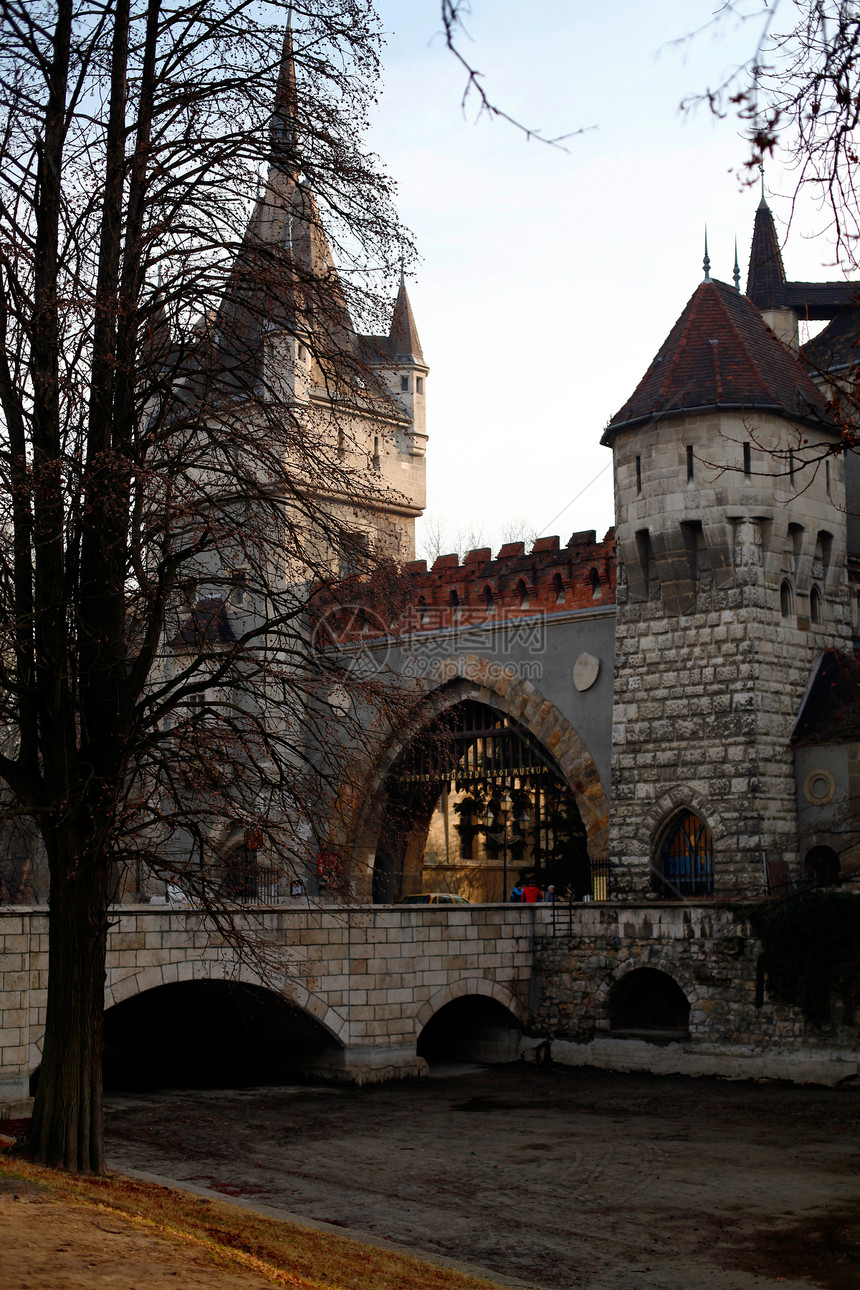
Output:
[
  {"xmin": 746, "ymin": 199, "xmax": 788, "ymax": 309},
  {"xmin": 270, "ymin": 6, "xmax": 299, "ymax": 175},
  {"xmin": 389, "ymin": 271, "xmax": 424, "ymax": 361}
]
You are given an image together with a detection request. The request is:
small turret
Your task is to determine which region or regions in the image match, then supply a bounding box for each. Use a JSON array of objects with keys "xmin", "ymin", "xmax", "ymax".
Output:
[
  {"xmin": 368, "ymin": 270, "xmax": 428, "ymax": 459},
  {"xmin": 389, "ymin": 269, "xmax": 424, "ymax": 363},
  {"xmin": 746, "ymin": 199, "xmax": 797, "ymax": 345}
]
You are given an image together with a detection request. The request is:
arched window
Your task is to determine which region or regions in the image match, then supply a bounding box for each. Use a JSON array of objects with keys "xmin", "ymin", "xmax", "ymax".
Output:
[
  {"xmin": 656, "ymin": 811, "xmax": 714, "ymax": 897},
  {"xmin": 780, "ymin": 579, "xmax": 794, "ymax": 619},
  {"xmin": 589, "ymin": 567, "xmax": 602, "ymax": 600},
  {"xmin": 417, "ymin": 595, "xmax": 429, "ymax": 627},
  {"xmin": 805, "ymin": 846, "xmax": 840, "ymax": 888},
  {"xmin": 553, "ymin": 574, "xmax": 565, "ymax": 606},
  {"xmin": 483, "ymin": 585, "xmax": 495, "ymax": 615},
  {"xmin": 810, "ymin": 584, "xmax": 822, "ymax": 624},
  {"xmin": 449, "ymin": 589, "xmax": 461, "ymax": 622},
  {"xmin": 517, "ymin": 580, "xmax": 530, "ymax": 611}
]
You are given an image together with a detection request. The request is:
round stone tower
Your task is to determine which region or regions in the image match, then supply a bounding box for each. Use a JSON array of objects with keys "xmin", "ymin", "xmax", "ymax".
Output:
[{"xmin": 601, "ymin": 273, "xmax": 851, "ymax": 899}]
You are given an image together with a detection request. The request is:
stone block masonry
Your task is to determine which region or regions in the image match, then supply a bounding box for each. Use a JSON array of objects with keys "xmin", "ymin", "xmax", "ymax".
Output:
[
  {"xmin": 3, "ymin": 899, "xmax": 859, "ymax": 1114},
  {"xmin": 532, "ymin": 901, "xmax": 859, "ymax": 1084},
  {"xmin": 0, "ymin": 903, "xmax": 540, "ymax": 1107}
]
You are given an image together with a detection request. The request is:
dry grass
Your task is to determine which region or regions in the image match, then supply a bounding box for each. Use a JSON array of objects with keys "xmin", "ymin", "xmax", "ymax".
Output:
[{"xmin": 0, "ymin": 1154, "xmax": 509, "ymax": 1290}]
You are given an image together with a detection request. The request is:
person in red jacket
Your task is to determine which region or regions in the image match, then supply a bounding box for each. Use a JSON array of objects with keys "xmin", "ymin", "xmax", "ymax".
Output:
[{"xmin": 521, "ymin": 878, "xmax": 543, "ymax": 903}]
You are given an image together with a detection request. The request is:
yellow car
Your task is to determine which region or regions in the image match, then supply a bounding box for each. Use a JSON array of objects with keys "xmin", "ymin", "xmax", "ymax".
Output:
[{"xmin": 399, "ymin": 892, "xmax": 470, "ymax": 905}]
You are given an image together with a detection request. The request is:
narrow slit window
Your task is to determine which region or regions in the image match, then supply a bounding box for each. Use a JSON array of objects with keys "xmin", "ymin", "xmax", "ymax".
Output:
[
  {"xmin": 810, "ymin": 584, "xmax": 822, "ymax": 624},
  {"xmin": 743, "ymin": 442, "xmax": 752, "ymax": 477},
  {"xmin": 636, "ymin": 529, "xmax": 652, "ymax": 597},
  {"xmin": 635, "ymin": 455, "xmax": 642, "ymax": 494},
  {"xmin": 686, "ymin": 445, "xmax": 694, "ymax": 482},
  {"xmin": 780, "ymin": 579, "xmax": 794, "ymax": 619}
]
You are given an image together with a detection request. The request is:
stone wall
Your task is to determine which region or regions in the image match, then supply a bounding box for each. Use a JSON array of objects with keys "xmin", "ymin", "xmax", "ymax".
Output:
[
  {"xmin": 3, "ymin": 900, "xmax": 858, "ymax": 1114},
  {"xmin": 532, "ymin": 900, "xmax": 859, "ymax": 1083},
  {"xmin": 0, "ymin": 903, "xmax": 540, "ymax": 1108}
]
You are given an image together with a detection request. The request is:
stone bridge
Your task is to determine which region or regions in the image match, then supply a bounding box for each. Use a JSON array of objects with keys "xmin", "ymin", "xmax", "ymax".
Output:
[
  {"xmin": 3, "ymin": 899, "xmax": 859, "ymax": 1112},
  {"xmin": 0, "ymin": 902, "xmax": 544, "ymax": 1106}
]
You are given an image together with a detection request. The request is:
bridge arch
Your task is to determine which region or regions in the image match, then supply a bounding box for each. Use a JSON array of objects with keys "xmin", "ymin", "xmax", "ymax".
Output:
[
  {"xmin": 416, "ymin": 976, "xmax": 523, "ymax": 1031},
  {"xmin": 100, "ymin": 972, "xmax": 345, "ymax": 1092},
  {"xmin": 595, "ymin": 954, "xmax": 700, "ymax": 1038},
  {"xmin": 27, "ymin": 957, "xmax": 347, "ymax": 1093},
  {"xmin": 347, "ymin": 656, "xmax": 609, "ymax": 902},
  {"xmin": 416, "ymin": 977, "xmax": 524, "ymax": 1065},
  {"xmin": 104, "ymin": 959, "xmax": 347, "ymax": 1044}
]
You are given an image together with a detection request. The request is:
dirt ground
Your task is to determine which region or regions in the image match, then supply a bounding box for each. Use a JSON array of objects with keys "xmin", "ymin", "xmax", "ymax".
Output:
[
  {"xmin": 100, "ymin": 1063, "xmax": 860, "ymax": 1290},
  {"xmin": 0, "ymin": 1157, "xmax": 513, "ymax": 1290},
  {"xmin": 0, "ymin": 1177, "xmax": 277, "ymax": 1290}
]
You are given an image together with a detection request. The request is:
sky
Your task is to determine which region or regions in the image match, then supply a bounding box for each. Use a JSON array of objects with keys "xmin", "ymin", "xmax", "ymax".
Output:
[{"xmin": 364, "ymin": 0, "xmax": 842, "ymax": 561}]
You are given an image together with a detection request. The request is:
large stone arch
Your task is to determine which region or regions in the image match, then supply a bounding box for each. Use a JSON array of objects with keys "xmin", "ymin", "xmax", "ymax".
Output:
[
  {"xmin": 415, "ymin": 975, "xmax": 523, "ymax": 1033},
  {"xmin": 103, "ymin": 958, "xmax": 348, "ymax": 1044},
  {"xmin": 28, "ymin": 958, "xmax": 349, "ymax": 1086},
  {"xmin": 344, "ymin": 653, "xmax": 610, "ymax": 900}
]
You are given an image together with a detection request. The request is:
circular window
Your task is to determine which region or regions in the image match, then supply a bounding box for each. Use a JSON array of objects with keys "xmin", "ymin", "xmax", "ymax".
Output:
[{"xmin": 803, "ymin": 770, "xmax": 835, "ymax": 806}]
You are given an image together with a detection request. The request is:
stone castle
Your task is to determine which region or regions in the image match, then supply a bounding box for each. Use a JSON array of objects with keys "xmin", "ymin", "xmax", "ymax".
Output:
[
  {"xmin": 319, "ymin": 199, "xmax": 860, "ymax": 915},
  {"xmin": 4, "ymin": 25, "xmax": 860, "ymax": 1107}
]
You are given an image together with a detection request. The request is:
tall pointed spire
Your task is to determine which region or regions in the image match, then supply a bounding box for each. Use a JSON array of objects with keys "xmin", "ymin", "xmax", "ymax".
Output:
[
  {"xmin": 746, "ymin": 198, "xmax": 788, "ymax": 308},
  {"xmin": 389, "ymin": 271, "xmax": 423, "ymax": 361},
  {"xmin": 270, "ymin": 5, "xmax": 299, "ymax": 174},
  {"xmin": 703, "ymin": 227, "xmax": 711, "ymax": 282},
  {"xmin": 733, "ymin": 237, "xmax": 741, "ymax": 292}
]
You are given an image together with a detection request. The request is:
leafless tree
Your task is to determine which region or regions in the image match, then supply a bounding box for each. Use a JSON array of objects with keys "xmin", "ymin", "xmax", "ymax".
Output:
[
  {"xmin": 683, "ymin": 1, "xmax": 860, "ymax": 265},
  {"xmin": 0, "ymin": 0, "xmax": 417, "ymax": 1172}
]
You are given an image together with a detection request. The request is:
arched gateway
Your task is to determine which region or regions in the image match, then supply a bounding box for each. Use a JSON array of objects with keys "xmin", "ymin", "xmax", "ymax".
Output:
[{"xmin": 348, "ymin": 664, "xmax": 609, "ymax": 904}]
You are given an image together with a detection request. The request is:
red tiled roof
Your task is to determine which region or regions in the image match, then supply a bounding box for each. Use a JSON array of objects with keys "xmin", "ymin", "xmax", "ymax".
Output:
[
  {"xmin": 603, "ymin": 278, "xmax": 833, "ymax": 441},
  {"xmin": 802, "ymin": 307, "xmax": 860, "ymax": 375},
  {"xmin": 792, "ymin": 649, "xmax": 860, "ymax": 746}
]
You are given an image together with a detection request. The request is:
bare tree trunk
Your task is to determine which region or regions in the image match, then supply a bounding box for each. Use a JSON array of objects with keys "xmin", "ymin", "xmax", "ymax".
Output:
[{"xmin": 28, "ymin": 839, "xmax": 111, "ymax": 1173}]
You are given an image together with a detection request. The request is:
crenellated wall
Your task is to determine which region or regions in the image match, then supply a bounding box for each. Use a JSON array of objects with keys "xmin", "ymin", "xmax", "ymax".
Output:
[
  {"xmin": 402, "ymin": 530, "xmax": 616, "ymax": 632},
  {"xmin": 314, "ymin": 531, "xmax": 617, "ymax": 642}
]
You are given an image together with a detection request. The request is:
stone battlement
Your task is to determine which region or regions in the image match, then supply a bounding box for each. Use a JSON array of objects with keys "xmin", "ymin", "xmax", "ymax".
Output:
[
  {"xmin": 313, "ymin": 529, "xmax": 616, "ymax": 641},
  {"xmin": 399, "ymin": 528, "xmax": 616, "ymax": 632}
]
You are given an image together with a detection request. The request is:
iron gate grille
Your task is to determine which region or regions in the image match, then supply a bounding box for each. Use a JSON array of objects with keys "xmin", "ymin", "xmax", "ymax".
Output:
[{"xmin": 390, "ymin": 699, "xmax": 560, "ymax": 788}]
